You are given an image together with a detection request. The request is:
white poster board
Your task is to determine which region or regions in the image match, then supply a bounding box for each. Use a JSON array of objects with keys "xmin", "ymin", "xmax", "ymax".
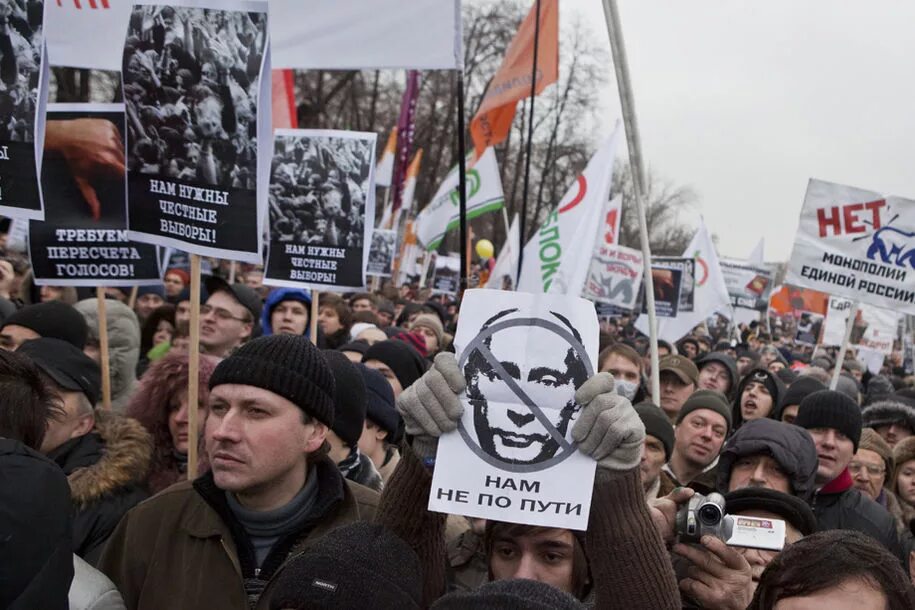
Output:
[{"xmin": 429, "ymin": 289, "xmax": 598, "ymax": 529}]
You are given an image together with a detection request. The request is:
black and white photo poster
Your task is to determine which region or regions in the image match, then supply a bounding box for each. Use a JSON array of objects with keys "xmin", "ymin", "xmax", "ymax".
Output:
[
  {"xmin": 264, "ymin": 129, "xmax": 377, "ymax": 291},
  {"xmin": 29, "ymin": 104, "xmax": 161, "ymax": 286},
  {"xmin": 122, "ymin": 1, "xmax": 269, "ymax": 262},
  {"xmin": 0, "ymin": 0, "xmax": 48, "ymax": 220},
  {"xmin": 432, "ymin": 254, "xmax": 460, "ymax": 295},
  {"xmin": 429, "ymin": 289, "xmax": 598, "ymax": 529},
  {"xmin": 367, "ymin": 228, "xmax": 395, "ymax": 277}
]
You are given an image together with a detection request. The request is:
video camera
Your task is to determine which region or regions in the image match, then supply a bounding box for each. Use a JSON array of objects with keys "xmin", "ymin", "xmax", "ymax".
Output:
[{"xmin": 675, "ymin": 492, "xmax": 786, "ymax": 551}]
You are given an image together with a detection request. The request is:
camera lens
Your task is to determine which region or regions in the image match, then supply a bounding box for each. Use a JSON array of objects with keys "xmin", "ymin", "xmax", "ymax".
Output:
[{"xmin": 698, "ymin": 504, "xmax": 722, "ymax": 526}]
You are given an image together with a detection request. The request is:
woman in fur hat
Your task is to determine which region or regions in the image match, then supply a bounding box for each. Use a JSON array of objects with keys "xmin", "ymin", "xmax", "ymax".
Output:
[
  {"xmin": 126, "ymin": 351, "xmax": 218, "ymax": 494},
  {"xmin": 891, "ymin": 436, "xmax": 915, "ymax": 532}
]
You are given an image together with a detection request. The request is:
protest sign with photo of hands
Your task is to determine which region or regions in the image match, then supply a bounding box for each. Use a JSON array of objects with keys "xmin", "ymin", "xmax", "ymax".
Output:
[
  {"xmin": 264, "ymin": 128, "xmax": 377, "ymax": 292},
  {"xmin": 121, "ymin": 1, "xmax": 270, "ymax": 262},
  {"xmin": 427, "ymin": 289, "xmax": 599, "ymax": 529},
  {"xmin": 0, "ymin": 0, "xmax": 49, "ymax": 220},
  {"xmin": 29, "ymin": 104, "xmax": 161, "ymax": 286}
]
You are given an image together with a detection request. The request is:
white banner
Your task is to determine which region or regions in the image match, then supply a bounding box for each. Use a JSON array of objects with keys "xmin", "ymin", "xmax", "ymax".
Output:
[
  {"xmin": 582, "ymin": 243, "xmax": 644, "ymax": 309},
  {"xmin": 517, "ymin": 123, "xmax": 621, "ymax": 296},
  {"xmin": 720, "ymin": 258, "xmax": 773, "ymax": 311},
  {"xmin": 415, "ymin": 147, "xmax": 504, "ymax": 251},
  {"xmin": 786, "ymin": 178, "xmax": 915, "ymax": 315},
  {"xmin": 429, "ymin": 289, "xmax": 598, "ymax": 529},
  {"xmin": 47, "ymin": 0, "xmax": 461, "ymax": 71}
]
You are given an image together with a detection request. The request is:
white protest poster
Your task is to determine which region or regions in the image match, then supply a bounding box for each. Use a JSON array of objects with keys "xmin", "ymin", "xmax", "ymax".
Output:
[
  {"xmin": 29, "ymin": 104, "xmax": 161, "ymax": 287},
  {"xmin": 822, "ymin": 296, "xmax": 900, "ymax": 355},
  {"xmin": 786, "ymin": 179, "xmax": 915, "ymax": 315},
  {"xmin": 431, "ymin": 254, "xmax": 460, "ymax": 295},
  {"xmin": 0, "ymin": 0, "xmax": 49, "ymax": 221},
  {"xmin": 720, "ymin": 258, "xmax": 773, "ymax": 311},
  {"xmin": 264, "ymin": 129, "xmax": 377, "ymax": 291},
  {"xmin": 46, "ymin": 0, "xmax": 133, "ymax": 70},
  {"xmin": 582, "ymin": 243, "xmax": 643, "ymax": 308},
  {"xmin": 429, "ymin": 289, "xmax": 598, "ymax": 529},
  {"xmin": 367, "ymin": 228, "xmax": 396, "ymax": 277},
  {"xmin": 122, "ymin": 1, "xmax": 270, "ymax": 263}
]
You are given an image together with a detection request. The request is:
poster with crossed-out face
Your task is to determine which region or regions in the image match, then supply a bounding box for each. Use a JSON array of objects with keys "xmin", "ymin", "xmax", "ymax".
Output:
[{"xmin": 429, "ymin": 289, "xmax": 598, "ymax": 529}]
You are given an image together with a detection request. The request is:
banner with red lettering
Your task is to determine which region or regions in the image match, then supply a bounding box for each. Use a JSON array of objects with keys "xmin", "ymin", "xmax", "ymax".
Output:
[{"xmin": 786, "ymin": 179, "xmax": 915, "ymax": 315}]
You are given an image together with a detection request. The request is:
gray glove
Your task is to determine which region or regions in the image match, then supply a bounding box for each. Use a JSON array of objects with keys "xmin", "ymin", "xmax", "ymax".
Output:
[
  {"xmin": 571, "ymin": 372, "xmax": 645, "ymax": 472},
  {"xmin": 396, "ymin": 352, "xmax": 466, "ymax": 458}
]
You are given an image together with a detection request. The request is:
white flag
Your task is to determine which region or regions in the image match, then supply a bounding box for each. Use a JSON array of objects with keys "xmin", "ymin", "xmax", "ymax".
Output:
[
  {"xmin": 517, "ymin": 123, "xmax": 621, "ymax": 296},
  {"xmin": 415, "ymin": 147, "xmax": 505, "ymax": 251},
  {"xmin": 748, "ymin": 238, "xmax": 765, "ymax": 265},
  {"xmin": 637, "ymin": 220, "xmax": 732, "ymax": 343},
  {"xmin": 485, "ymin": 214, "xmax": 520, "ymax": 290},
  {"xmin": 374, "ymin": 129, "xmax": 397, "ymax": 188}
]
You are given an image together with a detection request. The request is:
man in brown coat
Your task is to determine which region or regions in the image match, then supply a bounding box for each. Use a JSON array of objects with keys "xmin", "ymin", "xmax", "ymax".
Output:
[{"xmin": 98, "ymin": 335, "xmax": 378, "ymax": 610}]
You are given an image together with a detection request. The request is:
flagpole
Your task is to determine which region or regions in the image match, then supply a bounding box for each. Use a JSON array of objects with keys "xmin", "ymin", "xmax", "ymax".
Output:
[
  {"xmin": 602, "ymin": 0, "xmax": 661, "ymax": 404},
  {"xmin": 457, "ymin": 71, "xmax": 469, "ymax": 293},
  {"xmin": 517, "ymin": 0, "xmax": 542, "ymax": 279}
]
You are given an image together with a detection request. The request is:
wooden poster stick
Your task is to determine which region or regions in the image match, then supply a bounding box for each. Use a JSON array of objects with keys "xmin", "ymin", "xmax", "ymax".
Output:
[
  {"xmin": 310, "ymin": 291, "xmax": 320, "ymax": 346},
  {"xmin": 127, "ymin": 285, "xmax": 139, "ymax": 310},
  {"xmin": 187, "ymin": 254, "xmax": 202, "ymax": 479},
  {"xmin": 95, "ymin": 287, "xmax": 112, "ymax": 410}
]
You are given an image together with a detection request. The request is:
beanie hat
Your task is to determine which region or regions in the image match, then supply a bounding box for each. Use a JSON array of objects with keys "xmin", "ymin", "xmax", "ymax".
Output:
[
  {"xmin": 321, "ymin": 350, "xmax": 367, "ymax": 446},
  {"xmin": 338, "ymin": 340, "xmax": 370, "ymax": 358},
  {"xmin": 892, "ymin": 437, "xmax": 915, "ymax": 496},
  {"xmin": 858, "ymin": 428, "xmax": 894, "ymax": 486},
  {"xmin": 411, "ymin": 314, "xmax": 444, "ymax": 346},
  {"xmin": 891, "ymin": 388, "xmax": 915, "ymax": 409},
  {"xmin": 209, "ymin": 335, "xmax": 335, "ymax": 427},
  {"xmin": 634, "ymin": 402, "xmax": 674, "ymax": 460},
  {"xmin": 697, "ymin": 351, "xmax": 738, "ymax": 391},
  {"xmin": 364, "ymin": 340, "xmax": 427, "ymax": 390},
  {"xmin": 432, "ymin": 579, "xmax": 585, "ymax": 610},
  {"xmin": 834, "ymin": 373, "xmax": 860, "ymax": 404},
  {"xmin": 724, "ymin": 488, "xmax": 818, "ymax": 537},
  {"xmin": 795, "ymin": 390, "xmax": 862, "ymax": 451},
  {"xmin": 677, "ymin": 389, "xmax": 733, "ymax": 433},
  {"xmin": 137, "ymin": 284, "xmax": 165, "ymax": 299},
  {"xmin": 864, "ymin": 375, "xmax": 895, "ymax": 406},
  {"xmin": 268, "ymin": 522, "xmax": 422, "ymax": 610},
  {"xmin": 165, "ymin": 268, "xmax": 190, "ymax": 285},
  {"xmin": 1, "ymin": 301, "xmax": 89, "ymax": 349},
  {"xmin": 349, "ymin": 322, "xmax": 377, "ymax": 341},
  {"xmin": 393, "ymin": 330, "xmax": 429, "ymax": 357},
  {"xmin": 359, "ymin": 364, "xmax": 402, "ymax": 443},
  {"xmin": 775, "ymin": 376, "xmax": 827, "ymax": 420},
  {"xmin": 775, "ymin": 367, "xmax": 798, "ymax": 385},
  {"xmin": 737, "ymin": 368, "xmax": 784, "ymax": 407},
  {"xmin": 862, "ymin": 400, "xmax": 915, "ymax": 436}
]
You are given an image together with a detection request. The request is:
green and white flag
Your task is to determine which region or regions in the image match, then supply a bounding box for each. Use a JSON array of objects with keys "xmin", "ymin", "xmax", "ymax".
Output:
[{"xmin": 415, "ymin": 147, "xmax": 505, "ymax": 251}]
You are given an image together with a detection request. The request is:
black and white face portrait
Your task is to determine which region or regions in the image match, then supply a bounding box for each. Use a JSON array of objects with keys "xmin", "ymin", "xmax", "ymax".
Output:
[
  {"xmin": 0, "ymin": 0, "xmax": 43, "ymax": 143},
  {"xmin": 463, "ymin": 309, "xmax": 590, "ymax": 469}
]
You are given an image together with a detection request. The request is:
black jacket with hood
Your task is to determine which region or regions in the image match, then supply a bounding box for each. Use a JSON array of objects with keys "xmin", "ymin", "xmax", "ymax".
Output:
[
  {"xmin": 1, "ymin": 439, "xmax": 74, "ymax": 610},
  {"xmin": 730, "ymin": 367, "xmax": 786, "ymax": 431},
  {"xmin": 46, "ymin": 410, "xmax": 152, "ymax": 566}
]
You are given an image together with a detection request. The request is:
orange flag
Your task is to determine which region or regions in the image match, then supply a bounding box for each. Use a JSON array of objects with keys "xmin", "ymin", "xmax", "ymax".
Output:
[{"xmin": 470, "ymin": 0, "xmax": 559, "ymax": 156}]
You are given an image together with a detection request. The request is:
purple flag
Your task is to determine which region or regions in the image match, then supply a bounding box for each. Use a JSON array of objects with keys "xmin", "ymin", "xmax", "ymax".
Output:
[{"xmin": 390, "ymin": 71, "xmax": 421, "ymax": 219}]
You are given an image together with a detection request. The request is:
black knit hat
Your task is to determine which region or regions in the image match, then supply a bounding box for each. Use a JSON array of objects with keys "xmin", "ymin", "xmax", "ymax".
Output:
[
  {"xmin": 321, "ymin": 350, "xmax": 367, "ymax": 447},
  {"xmin": 268, "ymin": 522, "xmax": 422, "ymax": 610},
  {"xmin": 1, "ymin": 301, "xmax": 89, "ymax": 349},
  {"xmin": 677, "ymin": 389, "xmax": 733, "ymax": 433},
  {"xmin": 634, "ymin": 402, "xmax": 674, "ymax": 460},
  {"xmin": 362, "ymin": 340, "xmax": 427, "ymax": 390},
  {"xmin": 359, "ymin": 364, "xmax": 402, "ymax": 444},
  {"xmin": 795, "ymin": 390, "xmax": 862, "ymax": 451},
  {"xmin": 209, "ymin": 335, "xmax": 335, "ymax": 427},
  {"xmin": 725, "ymin": 488, "xmax": 818, "ymax": 537},
  {"xmin": 775, "ymin": 376, "xmax": 826, "ymax": 420},
  {"xmin": 432, "ymin": 579, "xmax": 585, "ymax": 610}
]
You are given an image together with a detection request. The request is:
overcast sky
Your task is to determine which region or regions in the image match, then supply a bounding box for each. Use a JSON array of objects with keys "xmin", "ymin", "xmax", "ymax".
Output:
[{"xmin": 560, "ymin": 0, "xmax": 915, "ymax": 262}]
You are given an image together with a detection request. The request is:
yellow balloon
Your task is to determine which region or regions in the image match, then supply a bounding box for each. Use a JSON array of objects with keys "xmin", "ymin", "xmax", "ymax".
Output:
[{"xmin": 475, "ymin": 239, "xmax": 494, "ymax": 259}]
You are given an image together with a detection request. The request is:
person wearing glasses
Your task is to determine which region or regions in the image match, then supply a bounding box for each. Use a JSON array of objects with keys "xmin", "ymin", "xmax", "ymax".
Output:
[
  {"xmin": 851, "ymin": 429, "xmax": 911, "ymax": 537},
  {"xmin": 200, "ymin": 277, "xmax": 263, "ymax": 358}
]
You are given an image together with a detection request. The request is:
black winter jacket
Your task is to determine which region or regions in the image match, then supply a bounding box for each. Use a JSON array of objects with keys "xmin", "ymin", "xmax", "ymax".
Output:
[{"xmin": 47, "ymin": 410, "xmax": 152, "ymax": 566}]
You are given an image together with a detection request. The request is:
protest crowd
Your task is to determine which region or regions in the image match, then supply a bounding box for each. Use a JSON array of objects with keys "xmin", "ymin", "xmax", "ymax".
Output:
[
  {"xmin": 2, "ymin": 248, "xmax": 915, "ymax": 609},
  {"xmin": 3, "ymin": 1, "xmax": 915, "ymax": 609}
]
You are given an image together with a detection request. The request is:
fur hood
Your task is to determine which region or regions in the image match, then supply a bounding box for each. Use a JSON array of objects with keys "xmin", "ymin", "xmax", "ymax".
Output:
[
  {"xmin": 862, "ymin": 400, "xmax": 915, "ymax": 434},
  {"xmin": 67, "ymin": 410, "xmax": 152, "ymax": 507},
  {"xmin": 75, "ymin": 298, "xmax": 140, "ymax": 409}
]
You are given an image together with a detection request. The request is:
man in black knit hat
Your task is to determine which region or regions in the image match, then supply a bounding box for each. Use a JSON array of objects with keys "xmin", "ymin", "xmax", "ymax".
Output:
[
  {"xmin": 794, "ymin": 389, "xmax": 906, "ymax": 560},
  {"xmin": 98, "ymin": 335, "xmax": 379, "ymax": 610},
  {"xmin": 0, "ymin": 300, "xmax": 89, "ymax": 351}
]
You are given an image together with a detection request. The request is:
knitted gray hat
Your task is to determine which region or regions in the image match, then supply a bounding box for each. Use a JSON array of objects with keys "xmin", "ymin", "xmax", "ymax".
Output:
[{"xmin": 210, "ymin": 335, "xmax": 335, "ymax": 426}]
